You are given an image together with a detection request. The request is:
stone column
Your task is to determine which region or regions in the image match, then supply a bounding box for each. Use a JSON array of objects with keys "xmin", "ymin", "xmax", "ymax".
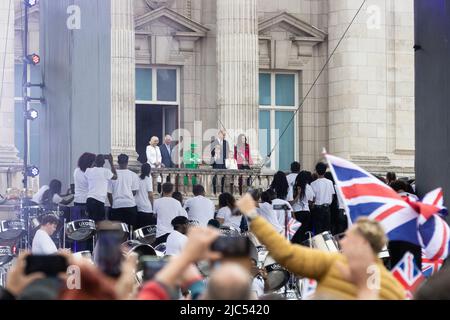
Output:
[
  {"xmin": 0, "ymin": 0, "xmax": 22, "ymax": 194},
  {"xmin": 110, "ymin": 0, "xmax": 138, "ymax": 164},
  {"xmin": 216, "ymin": 0, "xmax": 259, "ymax": 161},
  {"xmin": 328, "ymin": 0, "xmax": 389, "ymax": 171}
]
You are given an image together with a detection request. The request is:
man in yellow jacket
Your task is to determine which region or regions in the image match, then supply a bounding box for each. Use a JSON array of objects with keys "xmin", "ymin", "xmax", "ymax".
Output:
[{"xmin": 237, "ymin": 194, "xmax": 406, "ymax": 300}]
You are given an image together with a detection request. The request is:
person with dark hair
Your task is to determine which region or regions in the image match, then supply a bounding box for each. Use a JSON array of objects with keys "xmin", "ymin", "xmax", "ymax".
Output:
[
  {"xmin": 286, "ymin": 161, "xmax": 301, "ymax": 201},
  {"xmin": 211, "ymin": 130, "xmax": 229, "ymax": 194},
  {"xmin": 184, "ymin": 185, "xmax": 215, "ymax": 226},
  {"xmin": 32, "ymin": 179, "xmax": 73, "ymax": 210},
  {"xmin": 207, "ymin": 219, "xmax": 221, "ymax": 229},
  {"xmin": 390, "ymin": 179, "xmax": 418, "ymax": 201},
  {"xmin": 324, "ymin": 172, "xmax": 348, "ymax": 236},
  {"xmin": 290, "ymin": 171, "xmax": 315, "ymax": 244},
  {"xmin": 216, "ymin": 193, "xmax": 245, "ymax": 232},
  {"xmin": 108, "ymin": 154, "xmax": 140, "ymax": 228},
  {"xmin": 269, "ymin": 171, "xmax": 289, "ymax": 201},
  {"xmin": 165, "ymin": 216, "xmax": 190, "ymax": 256},
  {"xmin": 310, "ymin": 162, "xmax": 335, "ymax": 235},
  {"xmin": 234, "ymin": 134, "xmax": 253, "ymax": 170},
  {"xmin": 31, "ymin": 214, "xmax": 60, "ymax": 255},
  {"xmin": 85, "ymin": 154, "xmax": 117, "ymax": 222},
  {"xmin": 386, "ymin": 172, "xmax": 397, "ymax": 185},
  {"xmin": 257, "ymin": 190, "xmax": 283, "ymax": 234},
  {"xmin": 153, "ymin": 183, "xmax": 188, "ymax": 246},
  {"xmin": 135, "ymin": 163, "xmax": 155, "ymax": 228},
  {"xmin": 74, "ymin": 153, "xmax": 96, "ymax": 209}
]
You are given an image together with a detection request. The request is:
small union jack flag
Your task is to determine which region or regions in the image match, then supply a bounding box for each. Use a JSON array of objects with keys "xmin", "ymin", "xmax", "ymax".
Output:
[
  {"xmin": 301, "ymin": 278, "xmax": 317, "ymax": 300},
  {"xmin": 421, "ymin": 250, "xmax": 443, "ymax": 278},
  {"xmin": 391, "ymin": 252, "xmax": 425, "ymax": 299},
  {"xmin": 287, "ymin": 218, "xmax": 301, "ymax": 241}
]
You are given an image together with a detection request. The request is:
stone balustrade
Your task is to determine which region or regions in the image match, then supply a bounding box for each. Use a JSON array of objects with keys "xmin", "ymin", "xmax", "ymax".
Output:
[{"xmin": 150, "ymin": 167, "xmax": 275, "ymax": 199}]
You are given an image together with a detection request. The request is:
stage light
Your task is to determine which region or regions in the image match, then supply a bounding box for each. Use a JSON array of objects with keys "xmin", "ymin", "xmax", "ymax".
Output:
[
  {"xmin": 24, "ymin": 0, "xmax": 39, "ymax": 8},
  {"xmin": 25, "ymin": 54, "xmax": 40, "ymax": 65},
  {"xmin": 26, "ymin": 165, "xmax": 39, "ymax": 177},
  {"xmin": 25, "ymin": 108, "xmax": 38, "ymax": 121}
]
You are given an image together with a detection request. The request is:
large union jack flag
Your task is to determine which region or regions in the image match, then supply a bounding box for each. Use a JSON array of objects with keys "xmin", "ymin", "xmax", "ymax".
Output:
[
  {"xmin": 391, "ymin": 252, "xmax": 425, "ymax": 299},
  {"xmin": 325, "ymin": 153, "xmax": 450, "ymax": 261},
  {"xmin": 325, "ymin": 153, "xmax": 420, "ymax": 245}
]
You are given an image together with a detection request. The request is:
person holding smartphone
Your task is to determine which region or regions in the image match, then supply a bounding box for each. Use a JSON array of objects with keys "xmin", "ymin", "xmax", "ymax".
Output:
[
  {"xmin": 31, "ymin": 214, "xmax": 59, "ymax": 255},
  {"xmin": 85, "ymin": 154, "xmax": 117, "ymax": 222}
]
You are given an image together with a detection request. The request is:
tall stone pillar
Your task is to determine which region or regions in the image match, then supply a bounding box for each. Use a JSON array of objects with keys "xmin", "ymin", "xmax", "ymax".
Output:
[
  {"xmin": 328, "ymin": 0, "xmax": 389, "ymax": 172},
  {"xmin": 110, "ymin": 0, "xmax": 138, "ymax": 164},
  {"xmin": 216, "ymin": 0, "xmax": 259, "ymax": 161},
  {"xmin": 0, "ymin": 0, "xmax": 21, "ymax": 194}
]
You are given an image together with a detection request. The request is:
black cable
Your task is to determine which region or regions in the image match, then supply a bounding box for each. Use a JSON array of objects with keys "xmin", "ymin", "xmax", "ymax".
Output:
[
  {"xmin": 254, "ymin": 0, "xmax": 367, "ymax": 175},
  {"xmin": 0, "ymin": 0, "xmax": 13, "ymax": 110}
]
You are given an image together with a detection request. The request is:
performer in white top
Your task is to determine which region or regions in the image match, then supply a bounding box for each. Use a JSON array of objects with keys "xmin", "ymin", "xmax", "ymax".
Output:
[
  {"xmin": 31, "ymin": 214, "xmax": 59, "ymax": 255},
  {"xmin": 146, "ymin": 136, "xmax": 162, "ymax": 169},
  {"xmin": 165, "ymin": 216, "xmax": 189, "ymax": 256},
  {"xmin": 310, "ymin": 162, "xmax": 335, "ymax": 234},
  {"xmin": 183, "ymin": 185, "xmax": 215, "ymax": 226}
]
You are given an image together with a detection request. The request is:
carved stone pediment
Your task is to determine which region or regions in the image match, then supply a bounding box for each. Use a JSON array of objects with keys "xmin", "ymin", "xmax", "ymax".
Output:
[
  {"xmin": 135, "ymin": 6, "xmax": 208, "ymax": 64},
  {"xmin": 258, "ymin": 12, "xmax": 327, "ymax": 69},
  {"xmin": 135, "ymin": 6, "xmax": 208, "ymax": 37}
]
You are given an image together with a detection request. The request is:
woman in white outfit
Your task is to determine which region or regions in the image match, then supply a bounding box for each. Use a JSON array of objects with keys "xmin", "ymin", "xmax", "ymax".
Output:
[{"xmin": 146, "ymin": 136, "xmax": 162, "ymax": 169}]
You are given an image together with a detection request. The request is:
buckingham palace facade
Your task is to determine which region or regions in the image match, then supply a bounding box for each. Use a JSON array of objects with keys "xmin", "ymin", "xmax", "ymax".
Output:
[{"xmin": 0, "ymin": 0, "xmax": 415, "ymax": 190}]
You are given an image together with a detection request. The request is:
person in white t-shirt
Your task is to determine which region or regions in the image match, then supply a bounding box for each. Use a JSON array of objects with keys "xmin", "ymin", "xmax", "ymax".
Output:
[
  {"xmin": 310, "ymin": 162, "xmax": 335, "ymax": 235},
  {"xmin": 183, "ymin": 185, "xmax": 215, "ymax": 227},
  {"xmin": 135, "ymin": 163, "xmax": 155, "ymax": 228},
  {"xmin": 85, "ymin": 154, "xmax": 117, "ymax": 222},
  {"xmin": 108, "ymin": 154, "xmax": 140, "ymax": 228},
  {"xmin": 153, "ymin": 182, "xmax": 188, "ymax": 245},
  {"xmin": 32, "ymin": 214, "xmax": 59, "ymax": 255},
  {"xmin": 73, "ymin": 153, "xmax": 96, "ymax": 213},
  {"xmin": 286, "ymin": 161, "xmax": 301, "ymax": 202},
  {"xmin": 255, "ymin": 190, "xmax": 283, "ymax": 234},
  {"xmin": 289, "ymin": 171, "xmax": 315, "ymax": 244},
  {"xmin": 165, "ymin": 216, "xmax": 189, "ymax": 256},
  {"xmin": 31, "ymin": 179, "xmax": 73, "ymax": 210},
  {"xmin": 216, "ymin": 192, "xmax": 244, "ymax": 232}
]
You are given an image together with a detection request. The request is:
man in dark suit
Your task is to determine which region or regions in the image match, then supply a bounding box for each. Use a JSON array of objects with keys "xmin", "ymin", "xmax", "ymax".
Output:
[
  {"xmin": 210, "ymin": 130, "xmax": 229, "ymax": 193},
  {"xmin": 160, "ymin": 134, "xmax": 174, "ymax": 168},
  {"xmin": 210, "ymin": 130, "xmax": 229, "ymax": 168}
]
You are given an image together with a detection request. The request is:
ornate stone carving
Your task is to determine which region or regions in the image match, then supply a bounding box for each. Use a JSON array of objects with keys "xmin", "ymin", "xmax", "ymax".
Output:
[{"xmin": 258, "ymin": 12, "xmax": 327, "ymax": 70}]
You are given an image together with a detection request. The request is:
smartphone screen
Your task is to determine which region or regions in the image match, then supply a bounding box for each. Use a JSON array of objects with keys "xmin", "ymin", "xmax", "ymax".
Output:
[
  {"xmin": 25, "ymin": 255, "xmax": 68, "ymax": 276},
  {"xmin": 139, "ymin": 256, "xmax": 167, "ymax": 281},
  {"xmin": 95, "ymin": 230, "xmax": 124, "ymax": 278},
  {"xmin": 210, "ymin": 236, "xmax": 251, "ymax": 257}
]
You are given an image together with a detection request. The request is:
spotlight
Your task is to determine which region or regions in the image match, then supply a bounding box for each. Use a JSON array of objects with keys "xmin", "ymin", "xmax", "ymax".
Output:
[
  {"xmin": 25, "ymin": 108, "xmax": 38, "ymax": 120},
  {"xmin": 25, "ymin": 54, "xmax": 40, "ymax": 65},
  {"xmin": 24, "ymin": 0, "xmax": 39, "ymax": 7},
  {"xmin": 26, "ymin": 165, "xmax": 40, "ymax": 178}
]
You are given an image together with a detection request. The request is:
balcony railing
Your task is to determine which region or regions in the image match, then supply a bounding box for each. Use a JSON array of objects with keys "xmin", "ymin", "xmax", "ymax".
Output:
[{"xmin": 150, "ymin": 167, "xmax": 275, "ymax": 198}]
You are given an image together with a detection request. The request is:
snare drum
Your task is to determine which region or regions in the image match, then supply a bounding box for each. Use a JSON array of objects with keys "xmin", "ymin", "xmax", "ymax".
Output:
[
  {"xmin": 0, "ymin": 220, "xmax": 26, "ymax": 240},
  {"xmin": 133, "ymin": 225, "xmax": 156, "ymax": 245},
  {"xmin": 65, "ymin": 219, "xmax": 96, "ymax": 241},
  {"xmin": 0, "ymin": 246, "xmax": 13, "ymax": 266},
  {"xmin": 264, "ymin": 255, "xmax": 290, "ymax": 291}
]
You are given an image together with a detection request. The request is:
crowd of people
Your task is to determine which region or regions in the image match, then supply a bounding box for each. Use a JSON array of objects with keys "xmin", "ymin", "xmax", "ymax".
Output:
[{"xmin": 5, "ymin": 140, "xmax": 449, "ymax": 301}]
